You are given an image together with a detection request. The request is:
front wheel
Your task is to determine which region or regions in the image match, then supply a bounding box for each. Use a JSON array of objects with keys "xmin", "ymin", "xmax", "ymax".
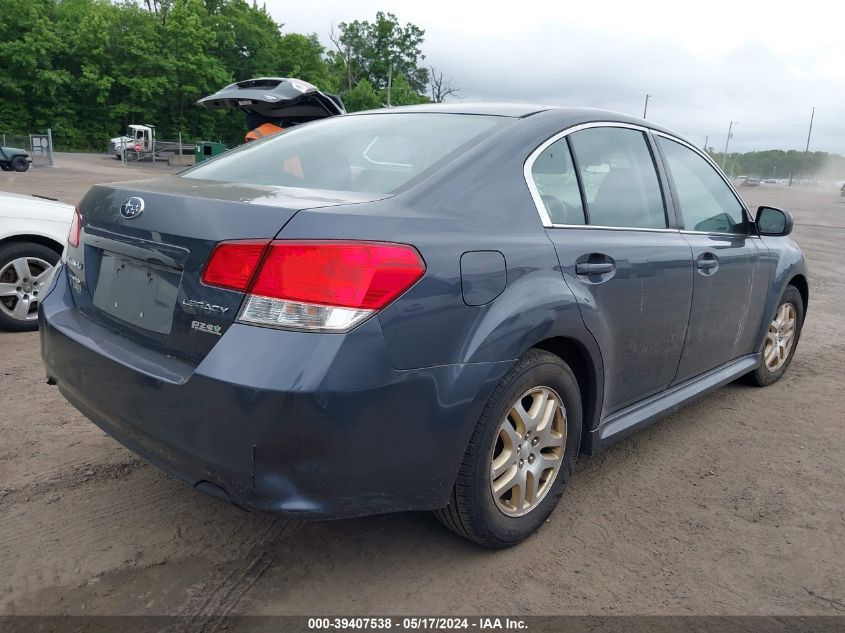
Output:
[
  {"xmin": 10, "ymin": 155, "xmax": 29, "ymax": 172},
  {"xmin": 745, "ymin": 285, "xmax": 804, "ymax": 387},
  {"xmin": 435, "ymin": 349, "xmax": 582, "ymax": 548}
]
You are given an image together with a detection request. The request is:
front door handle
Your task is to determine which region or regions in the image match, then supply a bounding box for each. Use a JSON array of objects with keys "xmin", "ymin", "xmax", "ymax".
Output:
[
  {"xmin": 576, "ymin": 262, "xmax": 615, "ymax": 275},
  {"xmin": 696, "ymin": 253, "xmax": 719, "ymax": 275},
  {"xmin": 697, "ymin": 258, "xmax": 718, "ymax": 270}
]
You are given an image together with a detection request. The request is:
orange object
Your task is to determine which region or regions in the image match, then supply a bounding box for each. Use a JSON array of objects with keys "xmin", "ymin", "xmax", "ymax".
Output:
[
  {"xmin": 244, "ymin": 122, "xmax": 304, "ymax": 178},
  {"xmin": 244, "ymin": 122, "xmax": 284, "ymax": 142},
  {"xmin": 283, "ymin": 156, "xmax": 304, "ymax": 178}
]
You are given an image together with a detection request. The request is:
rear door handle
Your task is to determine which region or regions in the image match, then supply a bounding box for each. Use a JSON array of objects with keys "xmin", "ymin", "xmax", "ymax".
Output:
[{"xmin": 576, "ymin": 262, "xmax": 615, "ymax": 275}]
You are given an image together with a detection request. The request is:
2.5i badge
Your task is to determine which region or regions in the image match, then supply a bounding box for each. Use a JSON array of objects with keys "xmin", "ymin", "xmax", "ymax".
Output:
[{"xmin": 191, "ymin": 320, "xmax": 222, "ymax": 336}]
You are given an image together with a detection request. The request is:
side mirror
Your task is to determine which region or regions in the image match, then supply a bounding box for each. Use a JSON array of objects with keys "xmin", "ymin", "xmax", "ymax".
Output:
[{"xmin": 756, "ymin": 206, "xmax": 793, "ymax": 236}]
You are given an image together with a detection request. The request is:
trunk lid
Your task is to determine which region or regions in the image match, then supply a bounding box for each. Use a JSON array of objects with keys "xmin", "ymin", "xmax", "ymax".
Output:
[
  {"xmin": 69, "ymin": 176, "xmax": 385, "ymax": 363},
  {"xmin": 197, "ymin": 77, "xmax": 345, "ymax": 123}
]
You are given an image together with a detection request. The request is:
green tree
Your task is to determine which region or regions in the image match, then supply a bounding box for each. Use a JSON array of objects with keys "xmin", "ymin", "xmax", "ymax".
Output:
[
  {"xmin": 342, "ymin": 79, "xmax": 381, "ymax": 112},
  {"xmin": 329, "ymin": 12, "xmax": 428, "ymax": 92},
  {"xmin": 0, "ymin": 0, "xmax": 70, "ymax": 136},
  {"xmin": 159, "ymin": 0, "xmax": 230, "ymax": 137},
  {"xmin": 277, "ymin": 33, "xmax": 337, "ymax": 92},
  {"xmin": 68, "ymin": 2, "xmax": 117, "ymax": 144},
  {"xmin": 384, "ymin": 73, "xmax": 429, "ymax": 107},
  {"xmin": 106, "ymin": 1, "xmax": 171, "ymax": 136},
  {"xmin": 208, "ymin": 0, "xmax": 281, "ymax": 80}
]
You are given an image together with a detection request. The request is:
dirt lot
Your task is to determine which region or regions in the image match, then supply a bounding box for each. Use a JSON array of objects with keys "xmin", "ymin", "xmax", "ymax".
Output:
[{"xmin": 1, "ymin": 155, "xmax": 844, "ymax": 617}]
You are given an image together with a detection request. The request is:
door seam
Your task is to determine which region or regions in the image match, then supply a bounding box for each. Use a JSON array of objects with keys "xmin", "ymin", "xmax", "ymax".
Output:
[{"xmin": 667, "ymin": 232, "xmax": 697, "ymax": 386}]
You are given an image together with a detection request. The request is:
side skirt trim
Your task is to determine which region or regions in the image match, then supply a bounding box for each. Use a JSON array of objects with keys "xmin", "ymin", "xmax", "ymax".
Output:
[{"xmin": 588, "ymin": 354, "xmax": 760, "ymax": 453}]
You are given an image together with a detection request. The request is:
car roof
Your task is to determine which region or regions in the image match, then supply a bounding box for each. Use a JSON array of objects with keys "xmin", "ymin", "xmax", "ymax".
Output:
[
  {"xmin": 350, "ymin": 103, "xmax": 681, "ymax": 136},
  {"xmin": 354, "ymin": 103, "xmax": 551, "ymax": 118}
]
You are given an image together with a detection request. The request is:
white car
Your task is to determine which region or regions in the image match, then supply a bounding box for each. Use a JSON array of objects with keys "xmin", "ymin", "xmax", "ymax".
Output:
[{"xmin": 0, "ymin": 191, "xmax": 73, "ymax": 330}]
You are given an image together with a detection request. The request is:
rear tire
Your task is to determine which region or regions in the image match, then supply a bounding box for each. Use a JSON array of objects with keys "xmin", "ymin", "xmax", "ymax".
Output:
[
  {"xmin": 745, "ymin": 285, "xmax": 804, "ymax": 387},
  {"xmin": 434, "ymin": 349, "xmax": 582, "ymax": 548},
  {"xmin": 10, "ymin": 155, "xmax": 29, "ymax": 172},
  {"xmin": 0, "ymin": 242, "xmax": 60, "ymax": 331},
  {"xmin": 0, "ymin": 162, "xmax": 10, "ymax": 171}
]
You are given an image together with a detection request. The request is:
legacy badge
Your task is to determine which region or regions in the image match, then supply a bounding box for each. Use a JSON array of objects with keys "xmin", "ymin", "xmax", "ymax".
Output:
[{"xmin": 182, "ymin": 298, "xmax": 229, "ymax": 314}]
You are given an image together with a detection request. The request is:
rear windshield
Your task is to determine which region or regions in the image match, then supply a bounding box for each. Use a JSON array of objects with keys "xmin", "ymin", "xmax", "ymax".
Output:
[{"xmin": 183, "ymin": 113, "xmax": 507, "ymax": 194}]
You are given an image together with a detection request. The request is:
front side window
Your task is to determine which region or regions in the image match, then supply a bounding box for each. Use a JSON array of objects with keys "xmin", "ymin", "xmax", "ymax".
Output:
[
  {"xmin": 657, "ymin": 136, "xmax": 747, "ymax": 234},
  {"xmin": 568, "ymin": 127, "xmax": 667, "ymax": 229},
  {"xmin": 529, "ymin": 138, "xmax": 586, "ymax": 225},
  {"xmin": 184, "ymin": 113, "xmax": 507, "ymax": 194}
]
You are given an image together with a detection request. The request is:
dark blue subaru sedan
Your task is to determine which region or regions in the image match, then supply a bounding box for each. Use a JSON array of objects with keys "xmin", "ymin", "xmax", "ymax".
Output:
[{"xmin": 40, "ymin": 104, "xmax": 807, "ymax": 547}]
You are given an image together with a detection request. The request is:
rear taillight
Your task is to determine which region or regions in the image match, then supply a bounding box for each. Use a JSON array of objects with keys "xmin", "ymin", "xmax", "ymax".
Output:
[
  {"xmin": 201, "ymin": 240, "xmax": 268, "ymax": 292},
  {"xmin": 68, "ymin": 207, "xmax": 82, "ymax": 248},
  {"xmin": 202, "ymin": 240, "xmax": 425, "ymax": 332},
  {"xmin": 251, "ymin": 242, "xmax": 425, "ymax": 310}
]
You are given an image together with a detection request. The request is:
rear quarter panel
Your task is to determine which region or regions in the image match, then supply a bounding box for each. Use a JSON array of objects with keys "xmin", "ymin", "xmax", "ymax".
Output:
[{"xmin": 281, "ymin": 206, "xmax": 594, "ymax": 369}]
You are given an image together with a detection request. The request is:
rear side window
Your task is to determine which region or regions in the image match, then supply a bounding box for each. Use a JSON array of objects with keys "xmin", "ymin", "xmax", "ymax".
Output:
[
  {"xmin": 184, "ymin": 113, "xmax": 506, "ymax": 194},
  {"xmin": 569, "ymin": 127, "xmax": 667, "ymax": 229},
  {"xmin": 529, "ymin": 138, "xmax": 586, "ymax": 225},
  {"xmin": 656, "ymin": 136, "xmax": 747, "ymax": 234}
]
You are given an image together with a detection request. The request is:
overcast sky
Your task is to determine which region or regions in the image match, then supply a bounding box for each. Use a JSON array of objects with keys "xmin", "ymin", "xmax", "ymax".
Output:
[{"xmin": 264, "ymin": 0, "xmax": 845, "ymax": 154}]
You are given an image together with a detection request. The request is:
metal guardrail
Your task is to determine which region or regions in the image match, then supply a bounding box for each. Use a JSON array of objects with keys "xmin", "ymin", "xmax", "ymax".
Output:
[
  {"xmin": 118, "ymin": 136, "xmax": 195, "ymax": 166},
  {"xmin": 155, "ymin": 139, "xmax": 195, "ymax": 156}
]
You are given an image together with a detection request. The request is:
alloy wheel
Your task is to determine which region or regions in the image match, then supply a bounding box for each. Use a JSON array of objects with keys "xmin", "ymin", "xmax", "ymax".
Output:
[
  {"xmin": 489, "ymin": 386, "xmax": 567, "ymax": 517},
  {"xmin": 763, "ymin": 302, "xmax": 797, "ymax": 372},
  {"xmin": 0, "ymin": 257, "xmax": 54, "ymax": 323}
]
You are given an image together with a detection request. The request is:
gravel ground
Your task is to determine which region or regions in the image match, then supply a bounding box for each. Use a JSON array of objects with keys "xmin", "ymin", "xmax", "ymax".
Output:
[{"xmin": 0, "ymin": 155, "xmax": 843, "ymax": 617}]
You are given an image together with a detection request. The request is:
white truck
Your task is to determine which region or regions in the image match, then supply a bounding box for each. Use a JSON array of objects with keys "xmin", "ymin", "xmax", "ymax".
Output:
[{"xmin": 109, "ymin": 124, "xmax": 155, "ymax": 158}]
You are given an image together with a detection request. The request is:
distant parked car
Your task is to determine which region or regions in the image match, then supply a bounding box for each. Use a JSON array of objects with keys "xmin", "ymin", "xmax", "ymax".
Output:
[
  {"xmin": 40, "ymin": 105, "xmax": 808, "ymax": 547},
  {"xmin": 742, "ymin": 177, "xmax": 761, "ymax": 187},
  {"xmin": 840, "ymin": 183, "xmax": 845, "ymax": 197},
  {"xmin": 0, "ymin": 146, "xmax": 31, "ymax": 172},
  {"xmin": 0, "ymin": 192, "xmax": 72, "ymax": 330}
]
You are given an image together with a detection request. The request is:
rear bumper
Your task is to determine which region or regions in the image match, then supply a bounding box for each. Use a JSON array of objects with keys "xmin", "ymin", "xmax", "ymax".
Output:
[{"xmin": 40, "ymin": 268, "xmax": 510, "ymax": 518}]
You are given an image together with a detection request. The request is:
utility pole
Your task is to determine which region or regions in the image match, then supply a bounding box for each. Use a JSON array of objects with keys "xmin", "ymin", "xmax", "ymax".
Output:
[
  {"xmin": 643, "ymin": 94, "xmax": 651, "ymax": 119},
  {"xmin": 704, "ymin": 135, "xmax": 709, "ymax": 151},
  {"xmin": 722, "ymin": 121, "xmax": 738, "ymax": 169},
  {"xmin": 805, "ymin": 106, "xmax": 815, "ymax": 152},
  {"xmin": 386, "ymin": 63, "xmax": 393, "ymax": 108}
]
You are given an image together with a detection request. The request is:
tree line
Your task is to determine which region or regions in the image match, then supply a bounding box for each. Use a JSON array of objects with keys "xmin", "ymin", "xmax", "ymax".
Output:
[
  {"xmin": 0, "ymin": 0, "xmax": 456, "ymax": 149},
  {"xmin": 706, "ymin": 149, "xmax": 845, "ymax": 181}
]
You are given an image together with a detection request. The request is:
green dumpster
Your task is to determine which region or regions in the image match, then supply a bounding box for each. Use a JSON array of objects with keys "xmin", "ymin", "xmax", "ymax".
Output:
[{"xmin": 195, "ymin": 141, "xmax": 227, "ymax": 163}]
